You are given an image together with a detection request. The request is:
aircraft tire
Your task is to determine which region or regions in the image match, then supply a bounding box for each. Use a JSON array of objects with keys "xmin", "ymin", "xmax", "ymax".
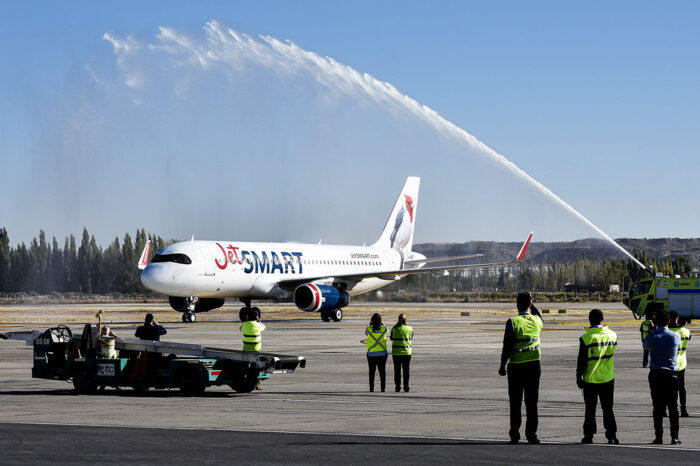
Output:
[
  {"xmin": 321, "ymin": 309, "xmax": 331, "ymax": 322},
  {"xmin": 182, "ymin": 314, "xmax": 187, "ymax": 323},
  {"xmin": 239, "ymin": 308, "xmax": 247, "ymax": 322},
  {"xmin": 189, "ymin": 313, "xmax": 196, "ymax": 323},
  {"xmin": 330, "ymin": 308, "xmax": 343, "ymax": 322},
  {"xmin": 252, "ymin": 307, "xmax": 261, "ymax": 320}
]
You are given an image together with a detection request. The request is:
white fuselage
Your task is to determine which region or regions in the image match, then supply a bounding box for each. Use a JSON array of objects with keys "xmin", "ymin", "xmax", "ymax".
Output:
[{"xmin": 141, "ymin": 240, "xmax": 421, "ymax": 300}]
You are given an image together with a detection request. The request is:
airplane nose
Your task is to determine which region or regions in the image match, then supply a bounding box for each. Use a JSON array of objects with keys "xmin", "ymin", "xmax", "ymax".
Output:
[{"xmin": 141, "ymin": 264, "xmax": 165, "ymax": 293}]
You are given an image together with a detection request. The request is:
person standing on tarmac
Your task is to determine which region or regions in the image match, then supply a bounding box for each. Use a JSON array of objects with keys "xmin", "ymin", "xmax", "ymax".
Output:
[
  {"xmin": 365, "ymin": 313, "xmax": 388, "ymax": 392},
  {"xmin": 576, "ymin": 309, "xmax": 619, "ymax": 444},
  {"xmin": 640, "ymin": 308, "xmax": 656, "ymax": 368},
  {"xmin": 390, "ymin": 313, "xmax": 413, "ymax": 393},
  {"xmin": 240, "ymin": 308, "xmax": 266, "ymax": 352},
  {"xmin": 240, "ymin": 308, "xmax": 266, "ymax": 390},
  {"xmin": 644, "ymin": 309, "xmax": 682, "ymax": 445},
  {"xmin": 135, "ymin": 313, "xmax": 167, "ymax": 341},
  {"xmin": 669, "ymin": 311, "xmax": 691, "ymax": 418},
  {"xmin": 498, "ymin": 291, "xmax": 543, "ymax": 445}
]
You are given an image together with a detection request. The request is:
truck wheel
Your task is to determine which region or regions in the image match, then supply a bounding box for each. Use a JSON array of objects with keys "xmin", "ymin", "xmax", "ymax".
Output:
[
  {"xmin": 230, "ymin": 368, "xmax": 259, "ymax": 393},
  {"xmin": 73, "ymin": 366, "xmax": 97, "ymax": 394},
  {"xmin": 178, "ymin": 368, "xmax": 205, "ymax": 396}
]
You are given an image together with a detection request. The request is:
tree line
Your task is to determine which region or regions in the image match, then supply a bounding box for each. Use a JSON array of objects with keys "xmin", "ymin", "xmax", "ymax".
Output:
[
  {"xmin": 0, "ymin": 227, "xmax": 694, "ymax": 296},
  {"xmin": 0, "ymin": 227, "xmax": 168, "ymax": 294}
]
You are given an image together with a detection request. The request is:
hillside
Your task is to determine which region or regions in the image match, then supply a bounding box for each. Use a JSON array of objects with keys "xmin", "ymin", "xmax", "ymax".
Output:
[{"xmin": 413, "ymin": 238, "xmax": 700, "ymax": 269}]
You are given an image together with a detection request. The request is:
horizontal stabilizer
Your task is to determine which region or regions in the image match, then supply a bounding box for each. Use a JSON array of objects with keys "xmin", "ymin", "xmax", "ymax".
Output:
[{"xmin": 404, "ymin": 253, "xmax": 484, "ymax": 265}]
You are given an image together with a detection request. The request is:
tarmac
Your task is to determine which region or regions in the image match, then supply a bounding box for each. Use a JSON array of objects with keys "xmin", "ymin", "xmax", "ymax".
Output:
[{"xmin": 0, "ymin": 304, "xmax": 698, "ymax": 464}]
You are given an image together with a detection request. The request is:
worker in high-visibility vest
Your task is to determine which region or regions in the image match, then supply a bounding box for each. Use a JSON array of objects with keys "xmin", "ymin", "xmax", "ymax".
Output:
[
  {"xmin": 390, "ymin": 313, "xmax": 413, "ymax": 393},
  {"xmin": 576, "ymin": 309, "xmax": 619, "ymax": 445},
  {"xmin": 498, "ymin": 291, "xmax": 543, "ymax": 445},
  {"xmin": 640, "ymin": 308, "xmax": 655, "ymax": 368},
  {"xmin": 240, "ymin": 308, "xmax": 266, "ymax": 390},
  {"xmin": 365, "ymin": 313, "xmax": 388, "ymax": 392},
  {"xmin": 669, "ymin": 311, "xmax": 691, "ymax": 418},
  {"xmin": 240, "ymin": 309, "xmax": 266, "ymax": 352}
]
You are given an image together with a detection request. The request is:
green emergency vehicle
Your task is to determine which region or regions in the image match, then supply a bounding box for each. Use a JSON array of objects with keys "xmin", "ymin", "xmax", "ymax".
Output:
[{"xmin": 624, "ymin": 276, "xmax": 700, "ymax": 321}]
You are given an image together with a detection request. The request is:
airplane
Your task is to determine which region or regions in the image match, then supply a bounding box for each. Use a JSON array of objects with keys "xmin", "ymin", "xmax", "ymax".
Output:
[{"xmin": 139, "ymin": 176, "xmax": 533, "ymax": 323}]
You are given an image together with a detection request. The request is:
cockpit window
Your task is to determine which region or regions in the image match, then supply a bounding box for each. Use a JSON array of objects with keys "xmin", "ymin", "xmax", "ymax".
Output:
[{"xmin": 151, "ymin": 253, "xmax": 192, "ymax": 265}]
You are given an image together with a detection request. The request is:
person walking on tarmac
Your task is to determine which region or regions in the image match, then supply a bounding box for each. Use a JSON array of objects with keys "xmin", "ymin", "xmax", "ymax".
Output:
[
  {"xmin": 640, "ymin": 308, "xmax": 656, "ymax": 368},
  {"xmin": 365, "ymin": 313, "xmax": 388, "ymax": 392},
  {"xmin": 576, "ymin": 309, "xmax": 619, "ymax": 444},
  {"xmin": 669, "ymin": 311, "xmax": 691, "ymax": 417},
  {"xmin": 135, "ymin": 313, "xmax": 167, "ymax": 341},
  {"xmin": 390, "ymin": 313, "xmax": 413, "ymax": 393},
  {"xmin": 498, "ymin": 291, "xmax": 543, "ymax": 445},
  {"xmin": 644, "ymin": 309, "xmax": 682, "ymax": 444}
]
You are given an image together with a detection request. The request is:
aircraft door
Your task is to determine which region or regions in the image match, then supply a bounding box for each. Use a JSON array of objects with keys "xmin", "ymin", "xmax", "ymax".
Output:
[{"xmin": 198, "ymin": 246, "xmax": 216, "ymax": 276}]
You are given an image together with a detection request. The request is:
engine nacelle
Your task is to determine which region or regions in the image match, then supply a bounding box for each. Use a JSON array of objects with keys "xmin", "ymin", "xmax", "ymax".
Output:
[
  {"xmin": 294, "ymin": 284, "xmax": 350, "ymax": 313},
  {"xmin": 168, "ymin": 296, "xmax": 225, "ymax": 313}
]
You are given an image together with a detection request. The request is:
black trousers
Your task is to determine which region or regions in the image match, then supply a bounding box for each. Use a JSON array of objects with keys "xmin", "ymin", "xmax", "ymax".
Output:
[
  {"xmin": 648, "ymin": 370, "xmax": 679, "ymax": 439},
  {"xmin": 678, "ymin": 369, "xmax": 686, "ymax": 410},
  {"xmin": 582, "ymin": 380, "xmax": 617, "ymax": 439},
  {"xmin": 367, "ymin": 354, "xmax": 387, "ymax": 391},
  {"xmin": 643, "ymin": 349, "xmax": 649, "ymax": 367},
  {"xmin": 507, "ymin": 361, "xmax": 540, "ymax": 441},
  {"xmin": 392, "ymin": 355, "xmax": 411, "ymax": 389}
]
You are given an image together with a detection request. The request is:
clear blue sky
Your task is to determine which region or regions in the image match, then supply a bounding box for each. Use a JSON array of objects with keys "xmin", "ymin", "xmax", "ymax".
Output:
[{"xmin": 1, "ymin": 1, "xmax": 698, "ymax": 249}]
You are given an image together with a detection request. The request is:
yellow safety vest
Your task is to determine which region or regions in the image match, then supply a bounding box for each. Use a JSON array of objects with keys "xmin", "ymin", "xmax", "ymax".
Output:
[
  {"xmin": 641, "ymin": 320, "xmax": 653, "ymax": 340},
  {"xmin": 671, "ymin": 326, "xmax": 691, "ymax": 371},
  {"xmin": 241, "ymin": 321, "xmax": 264, "ymax": 352},
  {"xmin": 366, "ymin": 325, "xmax": 388, "ymax": 355},
  {"xmin": 581, "ymin": 326, "xmax": 617, "ymax": 384},
  {"xmin": 510, "ymin": 314, "xmax": 543, "ymax": 364},
  {"xmin": 391, "ymin": 325, "xmax": 413, "ymax": 356}
]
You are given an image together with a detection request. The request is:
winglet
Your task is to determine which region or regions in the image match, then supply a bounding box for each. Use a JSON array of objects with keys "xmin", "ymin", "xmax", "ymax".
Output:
[
  {"xmin": 138, "ymin": 240, "xmax": 151, "ymax": 270},
  {"xmin": 516, "ymin": 232, "xmax": 533, "ymax": 261}
]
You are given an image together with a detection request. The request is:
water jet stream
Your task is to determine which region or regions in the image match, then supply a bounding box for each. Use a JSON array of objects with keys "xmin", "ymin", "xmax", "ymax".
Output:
[{"xmin": 109, "ymin": 21, "xmax": 647, "ymax": 270}]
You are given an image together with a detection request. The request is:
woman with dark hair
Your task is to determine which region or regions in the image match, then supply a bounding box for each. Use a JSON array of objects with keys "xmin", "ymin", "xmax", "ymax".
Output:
[
  {"xmin": 390, "ymin": 313, "xmax": 413, "ymax": 392},
  {"xmin": 365, "ymin": 313, "xmax": 388, "ymax": 392}
]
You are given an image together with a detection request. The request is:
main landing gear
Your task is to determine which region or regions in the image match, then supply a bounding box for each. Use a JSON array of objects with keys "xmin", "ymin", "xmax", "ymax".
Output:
[
  {"xmin": 320, "ymin": 308, "xmax": 343, "ymax": 323},
  {"xmin": 239, "ymin": 298, "xmax": 261, "ymax": 322}
]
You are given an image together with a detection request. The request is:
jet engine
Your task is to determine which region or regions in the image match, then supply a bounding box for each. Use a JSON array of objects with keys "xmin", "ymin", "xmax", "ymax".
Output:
[{"xmin": 293, "ymin": 284, "xmax": 349, "ymax": 322}]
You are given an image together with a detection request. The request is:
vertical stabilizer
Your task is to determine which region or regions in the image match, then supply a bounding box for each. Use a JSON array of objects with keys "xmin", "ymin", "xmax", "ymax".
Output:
[{"xmin": 372, "ymin": 177, "xmax": 420, "ymax": 252}]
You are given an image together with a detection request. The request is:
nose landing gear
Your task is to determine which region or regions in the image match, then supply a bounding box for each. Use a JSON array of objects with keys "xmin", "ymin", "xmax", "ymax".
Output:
[
  {"xmin": 181, "ymin": 297, "xmax": 198, "ymax": 323},
  {"xmin": 239, "ymin": 298, "xmax": 261, "ymax": 321}
]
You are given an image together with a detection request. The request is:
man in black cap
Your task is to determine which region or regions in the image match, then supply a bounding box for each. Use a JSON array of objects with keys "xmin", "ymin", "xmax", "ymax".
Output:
[{"xmin": 135, "ymin": 313, "xmax": 168, "ymax": 341}]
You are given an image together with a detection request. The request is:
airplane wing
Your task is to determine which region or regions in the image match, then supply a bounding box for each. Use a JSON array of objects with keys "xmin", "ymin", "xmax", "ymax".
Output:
[{"xmin": 278, "ymin": 232, "xmax": 533, "ymax": 292}]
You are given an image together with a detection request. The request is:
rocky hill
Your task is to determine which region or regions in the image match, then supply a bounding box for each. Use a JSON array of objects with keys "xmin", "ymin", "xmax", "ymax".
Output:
[{"xmin": 413, "ymin": 238, "xmax": 700, "ymax": 269}]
